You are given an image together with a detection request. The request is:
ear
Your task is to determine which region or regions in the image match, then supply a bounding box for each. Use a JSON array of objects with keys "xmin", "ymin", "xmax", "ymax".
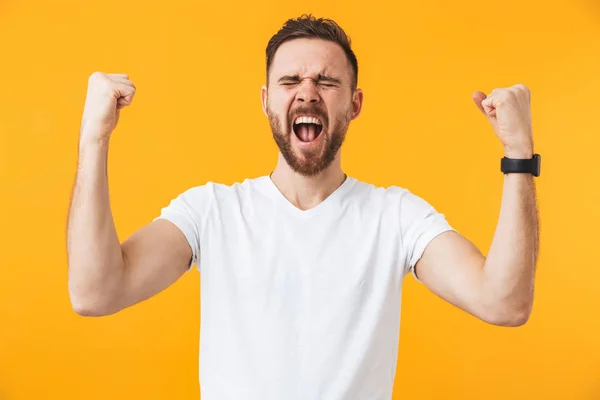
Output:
[
  {"xmin": 261, "ymin": 85, "xmax": 268, "ymax": 117},
  {"xmin": 350, "ymin": 88, "xmax": 364, "ymax": 120}
]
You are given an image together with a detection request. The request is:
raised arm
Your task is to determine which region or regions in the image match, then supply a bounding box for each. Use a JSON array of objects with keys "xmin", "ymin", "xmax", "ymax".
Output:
[
  {"xmin": 414, "ymin": 84, "xmax": 539, "ymax": 327},
  {"xmin": 67, "ymin": 72, "xmax": 192, "ymax": 317}
]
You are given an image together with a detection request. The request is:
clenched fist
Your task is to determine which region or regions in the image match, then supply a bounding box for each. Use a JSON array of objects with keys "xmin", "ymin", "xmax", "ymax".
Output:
[
  {"xmin": 80, "ymin": 72, "xmax": 136, "ymax": 143},
  {"xmin": 472, "ymin": 84, "xmax": 533, "ymax": 158}
]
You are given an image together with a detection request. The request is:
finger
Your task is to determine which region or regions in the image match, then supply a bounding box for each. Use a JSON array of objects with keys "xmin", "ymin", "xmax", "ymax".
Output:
[
  {"xmin": 472, "ymin": 91, "xmax": 488, "ymax": 116},
  {"xmin": 119, "ymin": 93, "xmax": 135, "ymax": 104},
  {"xmin": 481, "ymin": 94, "xmax": 496, "ymax": 117},
  {"xmin": 108, "ymin": 73, "xmax": 129, "ymax": 79},
  {"xmin": 117, "ymin": 97, "xmax": 131, "ymax": 106},
  {"xmin": 112, "ymin": 77, "xmax": 135, "ymax": 87},
  {"xmin": 116, "ymin": 83, "xmax": 135, "ymax": 103},
  {"xmin": 111, "ymin": 75, "xmax": 132, "ymax": 82},
  {"xmin": 116, "ymin": 97, "xmax": 132, "ymax": 110},
  {"xmin": 511, "ymin": 83, "xmax": 528, "ymax": 93},
  {"xmin": 116, "ymin": 81, "xmax": 135, "ymax": 93},
  {"xmin": 512, "ymin": 83, "xmax": 531, "ymax": 103}
]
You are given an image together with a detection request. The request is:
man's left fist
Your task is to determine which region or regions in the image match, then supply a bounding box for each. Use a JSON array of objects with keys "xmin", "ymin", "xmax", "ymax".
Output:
[{"xmin": 473, "ymin": 84, "xmax": 533, "ymax": 158}]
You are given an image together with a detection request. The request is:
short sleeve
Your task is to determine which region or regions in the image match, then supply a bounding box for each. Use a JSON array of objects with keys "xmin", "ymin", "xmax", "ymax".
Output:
[
  {"xmin": 153, "ymin": 185, "xmax": 213, "ymax": 272},
  {"xmin": 400, "ymin": 191, "xmax": 455, "ymax": 281}
]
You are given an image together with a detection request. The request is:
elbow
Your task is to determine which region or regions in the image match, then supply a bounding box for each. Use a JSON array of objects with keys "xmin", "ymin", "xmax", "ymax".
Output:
[
  {"xmin": 493, "ymin": 309, "xmax": 531, "ymax": 327},
  {"xmin": 68, "ymin": 263, "xmax": 124, "ymax": 317},
  {"xmin": 481, "ymin": 302, "xmax": 533, "ymax": 327},
  {"xmin": 69, "ymin": 287, "xmax": 119, "ymax": 317},
  {"xmin": 70, "ymin": 300, "xmax": 108, "ymax": 317}
]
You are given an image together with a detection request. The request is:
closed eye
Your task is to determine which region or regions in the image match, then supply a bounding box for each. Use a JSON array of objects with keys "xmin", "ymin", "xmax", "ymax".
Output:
[
  {"xmin": 317, "ymin": 75, "xmax": 342, "ymax": 88},
  {"xmin": 276, "ymin": 75, "xmax": 342, "ymax": 88},
  {"xmin": 278, "ymin": 75, "xmax": 300, "ymax": 86}
]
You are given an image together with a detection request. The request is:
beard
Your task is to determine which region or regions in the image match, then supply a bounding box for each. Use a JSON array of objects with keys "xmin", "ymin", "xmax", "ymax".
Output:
[{"xmin": 267, "ymin": 104, "xmax": 352, "ymax": 177}]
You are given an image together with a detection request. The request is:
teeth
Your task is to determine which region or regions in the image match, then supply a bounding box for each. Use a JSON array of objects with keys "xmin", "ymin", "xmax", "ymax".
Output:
[{"xmin": 294, "ymin": 116, "xmax": 322, "ymax": 125}]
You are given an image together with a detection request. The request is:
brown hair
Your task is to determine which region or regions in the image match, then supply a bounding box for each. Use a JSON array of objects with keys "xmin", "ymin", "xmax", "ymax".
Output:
[{"xmin": 266, "ymin": 14, "xmax": 359, "ymax": 90}]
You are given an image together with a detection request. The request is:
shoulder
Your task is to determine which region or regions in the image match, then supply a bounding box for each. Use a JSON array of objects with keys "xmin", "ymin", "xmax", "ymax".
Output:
[
  {"xmin": 348, "ymin": 178, "xmax": 411, "ymax": 204},
  {"xmin": 347, "ymin": 178, "xmax": 440, "ymax": 215},
  {"xmin": 175, "ymin": 175, "xmax": 269, "ymax": 204}
]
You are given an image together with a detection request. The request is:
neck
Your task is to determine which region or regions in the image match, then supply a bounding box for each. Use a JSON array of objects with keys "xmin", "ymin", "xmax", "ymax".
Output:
[{"xmin": 270, "ymin": 153, "xmax": 346, "ymax": 211}]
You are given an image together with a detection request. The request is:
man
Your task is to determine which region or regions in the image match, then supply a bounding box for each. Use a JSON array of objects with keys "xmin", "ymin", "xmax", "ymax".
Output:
[{"xmin": 67, "ymin": 15, "xmax": 539, "ymax": 400}]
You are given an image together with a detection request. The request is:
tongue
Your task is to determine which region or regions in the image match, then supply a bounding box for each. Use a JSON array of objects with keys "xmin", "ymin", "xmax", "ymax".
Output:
[{"xmin": 298, "ymin": 124, "xmax": 317, "ymax": 142}]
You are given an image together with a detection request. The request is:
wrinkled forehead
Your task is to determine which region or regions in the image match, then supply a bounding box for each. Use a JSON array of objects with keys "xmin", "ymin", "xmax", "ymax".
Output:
[{"xmin": 269, "ymin": 38, "xmax": 352, "ymax": 83}]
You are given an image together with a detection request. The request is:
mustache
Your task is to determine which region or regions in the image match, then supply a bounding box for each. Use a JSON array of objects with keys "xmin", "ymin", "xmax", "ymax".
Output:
[{"xmin": 289, "ymin": 106, "xmax": 328, "ymax": 125}]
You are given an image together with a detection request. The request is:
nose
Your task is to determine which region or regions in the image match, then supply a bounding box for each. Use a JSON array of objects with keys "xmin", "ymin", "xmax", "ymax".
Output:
[{"xmin": 296, "ymin": 79, "xmax": 320, "ymax": 104}]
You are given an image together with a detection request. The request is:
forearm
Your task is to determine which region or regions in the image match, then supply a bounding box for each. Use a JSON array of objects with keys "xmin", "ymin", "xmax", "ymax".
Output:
[
  {"xmin": 67, "ymin": 137, "xmax": 124, "ymax": 314},
  {"xmin": 480, "ymin": 170, "xmax": 539, "ymax": 324}
]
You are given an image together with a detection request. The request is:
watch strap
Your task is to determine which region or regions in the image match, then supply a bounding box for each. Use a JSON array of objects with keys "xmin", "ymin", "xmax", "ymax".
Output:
[{"xmin": 501, "ymin": 154, "xmax": 541, "ymax": 177}]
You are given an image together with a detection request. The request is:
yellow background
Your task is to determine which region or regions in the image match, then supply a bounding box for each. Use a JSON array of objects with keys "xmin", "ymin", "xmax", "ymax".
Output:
[{"xmin": 1, "ymin": 0, "xmax": 599, "ymax": 399}]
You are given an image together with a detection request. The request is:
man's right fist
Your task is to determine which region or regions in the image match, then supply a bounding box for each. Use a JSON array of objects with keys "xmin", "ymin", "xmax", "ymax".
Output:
[{"xmin": 80, "ymin": 72, "xmax": 136, "ymax": 142}]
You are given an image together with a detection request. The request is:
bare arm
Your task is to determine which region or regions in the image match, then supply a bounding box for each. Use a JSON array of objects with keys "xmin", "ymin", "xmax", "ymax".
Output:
[
  {"xmin": 415, "ymin": 173, "xmax": 538, "ymax": 326},
  {"xmin": 413, "ymin": 84, "xmax": 539, "ymax": 327},
  {"xmin": 67, "ymin": 72, "xmax": 191, "ymax": 316}
]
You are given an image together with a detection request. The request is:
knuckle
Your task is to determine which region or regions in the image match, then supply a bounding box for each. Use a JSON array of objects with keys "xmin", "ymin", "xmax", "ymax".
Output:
[
  {"xmin": 511, "ymin": 84, "xmax": 530, "ymax": 99},
  {"xmin": 89, "ymin": 71, "xmax": 104, "ymax": 81},
  {"xmin": 514, "ymin": 83, "xmax": 529, "ymax": 91}
]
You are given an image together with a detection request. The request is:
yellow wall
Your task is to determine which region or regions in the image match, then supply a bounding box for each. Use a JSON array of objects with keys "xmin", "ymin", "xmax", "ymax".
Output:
[{"xmin": 1, "ymin": 0, "xmax": 599, "ymax": 399}]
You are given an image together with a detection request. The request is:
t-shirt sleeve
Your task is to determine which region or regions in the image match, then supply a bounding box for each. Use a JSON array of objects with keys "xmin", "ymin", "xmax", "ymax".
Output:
[
  {"xmin": 400, "ymin": 191, "xmax": 455, "ymax": 281},
  {"xmin": 153, "ymin": 185, "xmax": 213, "ymax": 272}
]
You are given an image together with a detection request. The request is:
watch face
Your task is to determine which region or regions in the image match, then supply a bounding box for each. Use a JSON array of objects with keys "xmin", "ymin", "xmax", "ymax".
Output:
[{"xmin": 534, "ymin": 154, "xmax": 541, "ymax": 177}]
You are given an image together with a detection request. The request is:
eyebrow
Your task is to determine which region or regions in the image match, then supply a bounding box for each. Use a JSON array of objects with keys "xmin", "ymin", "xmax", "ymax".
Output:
[
  {"xmin": 277, "ymin": 75, "xmax": 300, "ymax": 83},
  {"xmin": 317, "ymin": 74, "xmax": 342, "ymax": 85},
  {"xmin": 277, "ymin": 74, "xmax": 342, "ymax": 85}
]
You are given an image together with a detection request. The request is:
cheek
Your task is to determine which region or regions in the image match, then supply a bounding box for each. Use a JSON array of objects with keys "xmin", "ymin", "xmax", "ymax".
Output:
[
  {"xmin": 325, "ymin": 92, "xmax": 351, "ymax": 113},
  {"xmin": 269, "ymin": 90, "xmax": 293, "ymax": 110},
  {"xmin": 326, "ymin": 105, "xmax": 348, "ymax": 125}
]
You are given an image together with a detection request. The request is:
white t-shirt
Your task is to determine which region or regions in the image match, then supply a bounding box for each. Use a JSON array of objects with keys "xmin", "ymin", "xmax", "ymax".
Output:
[{"xmin": 155, "ymin": 175, "xmax": 454, "ymax": 400}]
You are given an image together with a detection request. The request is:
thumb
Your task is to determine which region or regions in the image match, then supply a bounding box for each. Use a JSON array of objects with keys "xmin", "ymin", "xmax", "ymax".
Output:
[
  {"xmin": 472, "ymin": 91, "xmax": 488, "ymax": 116},
  {"xmin": 115, "ymin": 83, "xmax": 136, "ymax": 108}
]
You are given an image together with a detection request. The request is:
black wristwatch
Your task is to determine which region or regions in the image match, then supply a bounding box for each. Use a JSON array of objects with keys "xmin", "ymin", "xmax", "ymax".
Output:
[{"xmin": 501, "ymin": 154, "xmax": 541, "ymax": 177}]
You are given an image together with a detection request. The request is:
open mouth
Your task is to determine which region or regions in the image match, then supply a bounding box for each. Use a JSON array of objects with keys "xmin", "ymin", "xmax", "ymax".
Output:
[{"xmin": 293, "ymin": 116, "xmax": 323, "ymax": 142}]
